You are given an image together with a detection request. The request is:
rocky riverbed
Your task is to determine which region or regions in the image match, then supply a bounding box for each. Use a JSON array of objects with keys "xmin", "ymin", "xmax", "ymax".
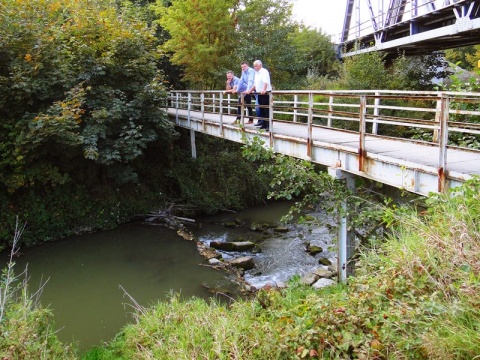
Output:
[{"xmin": 177, "ymin": 208, "xmax": 339, "ymax": 294}]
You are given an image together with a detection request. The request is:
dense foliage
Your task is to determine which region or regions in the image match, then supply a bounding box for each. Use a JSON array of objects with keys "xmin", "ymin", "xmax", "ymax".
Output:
[
  {"xmin": 335, "ymin": 51, "xmax": 451, "ymax": 91},
  {"xmin": 153, "ymin": 0, "xmax": 238, "ymax": 89},
  {"xmin": 0, "ymin": 0, "xmax": 179, "ymax": 246},
  {"xmin": 445, "ymin": 45, "xmax": 480, "ymax": 72},
  {"xmin": 0, "ymin": 0, "xmax": 174, "ymax": 191}
]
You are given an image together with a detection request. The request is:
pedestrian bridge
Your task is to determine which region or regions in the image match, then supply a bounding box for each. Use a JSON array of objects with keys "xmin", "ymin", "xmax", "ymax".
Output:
[{"xmin": 166, "ymin": 90, "xmax": 480, "ymax": 197}]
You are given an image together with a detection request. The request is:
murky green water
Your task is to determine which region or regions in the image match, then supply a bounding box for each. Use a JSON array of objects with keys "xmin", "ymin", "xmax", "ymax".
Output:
[{"xmin": 1, "ymin": 223, "xmax": 235, "ymax": 352}]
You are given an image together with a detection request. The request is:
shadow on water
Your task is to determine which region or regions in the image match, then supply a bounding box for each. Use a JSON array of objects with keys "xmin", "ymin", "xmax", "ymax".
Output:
[{"xmin": 0, "ymin": 223, "xmax": 237, "ymax": 352}]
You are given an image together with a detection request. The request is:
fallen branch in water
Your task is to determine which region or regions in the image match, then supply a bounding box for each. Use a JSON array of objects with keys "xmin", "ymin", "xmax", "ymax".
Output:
[
  {"xmin": 141, "ymin": 202, "xmax": 196, "ymax": 228},
  {"xmin": 146, "ymin": 213, "xmax": 195, "ymax": 223}
]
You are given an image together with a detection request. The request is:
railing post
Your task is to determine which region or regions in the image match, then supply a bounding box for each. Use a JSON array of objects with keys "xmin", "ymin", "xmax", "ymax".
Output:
[
  {"xmin": 438, "ymin": 94, "xmax": 449, "ymax": 193},
  {"xmin": 372, "ymin": 91, "xmax": 379, "ymax": 134},
  {"xmin": 219, "ymin": 92, "xmax": 224, "ymax": 137},
  {"xmin": 187, "ymin": 92, "xmax": 192, "ymax": 127},
  {"xmin": 307, "ymin": 92, "xmax": 313, "ymax": 158},
  {"xmin": 327, "ymin": 95, "xmax": 334, "ymax": 127},
  {"xmin": 201, "ymin": 92, "xmax": 205, "ymax": 130},
  {"xmin": 212, "ymin": 93, "xmax": 216, "ymax": 114},
  {"xmin": 175, "ymin": 92, "xmax": 179, "ymax": 124},
  {"xmin": 359, "ymin": 95, "xmax": 367, "ymax": 172},
  {"xmin": 293, "ymin": 94, "xmax": 298, "ymax": 123},
  {"xmin": 240, "ymin": 92, "xmax": 245, "ymax": 126},
  {"xmin": 227, "ymin": 94, "xmax": 232, "ymax": 115},
  {"xmin": 187, "ymin": 91, "xmax": 196, "ymax": 158},
  {"xmin": 269, "ymin": 92, "xmax": 274, "ymax": 146},
  {"xmin": 433, "ymin": 93, "xmax": 443, "ymax": 143}
]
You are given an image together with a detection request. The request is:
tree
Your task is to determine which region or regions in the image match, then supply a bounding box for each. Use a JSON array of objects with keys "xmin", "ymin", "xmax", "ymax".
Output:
[
  {"xmin": 234, "ymin": 0, "xmax": 298, "ymax": 88},
  {"xmin": 288, "ymin": 26, "xmax": 339, "ymax": 86},
  {"xmin": 465, "ymin": 45, "xmax": 480, "ymax": 72},
  {"xmin": 390, "ymin": 52, "xmax": 453, "ymax": 91},
  {"xmin": 340, "ymin": 51, "xmax": 389, "ymax": 90},
  {"xmin": 0, "ymin": 0, "xmax": 174, "ymax": 193},
  {"xmin": 153, "ymin": 0, "xmax": 239, "ymax": 89},
  {"xmin": 151, "ymin": 0, "xmax": 341, "ymax": 89},
  {"xmin": 444, "ymin": 45, "xmax": 478, "ymax": 70}
]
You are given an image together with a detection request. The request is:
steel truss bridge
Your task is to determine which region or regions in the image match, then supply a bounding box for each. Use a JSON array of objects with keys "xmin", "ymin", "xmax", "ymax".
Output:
[{"xmin": 339, "ymin": 0, "xmax": 480, "ymax": 57}]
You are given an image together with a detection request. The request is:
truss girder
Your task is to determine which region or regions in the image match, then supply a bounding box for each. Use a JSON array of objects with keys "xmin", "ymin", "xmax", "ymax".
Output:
[
  {"xmin": 342, "ymin": 0, "xmax": 356, "ymax": 42},
  {"xmin": 339, "ymin": 0, "xmax": 480, "ymax": 57},
  {"xmin": 385, "ymin": 0, "xmax": 408, "ymax": 26}
]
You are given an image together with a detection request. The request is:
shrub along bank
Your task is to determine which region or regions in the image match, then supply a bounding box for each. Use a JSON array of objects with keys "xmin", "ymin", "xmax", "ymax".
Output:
[{"xmin": 0, "ymin": 131, "xmax": 269, "ymax": 249}]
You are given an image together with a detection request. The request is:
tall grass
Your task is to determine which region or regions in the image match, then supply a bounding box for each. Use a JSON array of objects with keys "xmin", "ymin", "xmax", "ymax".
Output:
[{"xmin": 0, "ymin": 219, "xmax": 76, "ymax": 359}]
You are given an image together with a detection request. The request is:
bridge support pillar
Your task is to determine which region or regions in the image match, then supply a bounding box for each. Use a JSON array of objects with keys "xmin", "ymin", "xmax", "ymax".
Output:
[
  {"xmin": 328, "ymin": 167, "xmax": 356, "ymax": 283},
  {"xmin": 190, "ymin": 129, "xmax": 197, "ymax": 159}
]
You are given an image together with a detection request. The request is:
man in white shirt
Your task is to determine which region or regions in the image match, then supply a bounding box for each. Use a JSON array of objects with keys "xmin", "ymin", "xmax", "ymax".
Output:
[{"xmin": 246, "ymin": 60, "xmax": 272, "ymax": 130}]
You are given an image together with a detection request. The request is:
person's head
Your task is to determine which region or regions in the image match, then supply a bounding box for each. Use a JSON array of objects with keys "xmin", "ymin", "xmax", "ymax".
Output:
[
  {"xmin": 240, "ymin": 61, "xmax": 250, "ymax": 72},
  {"xmin": 253, "ymin": 60, "xmax": 263, "ymax": 70},
  {"xmin": 226, "ymin": 70, "xmax": 235, "ymax": 81}
]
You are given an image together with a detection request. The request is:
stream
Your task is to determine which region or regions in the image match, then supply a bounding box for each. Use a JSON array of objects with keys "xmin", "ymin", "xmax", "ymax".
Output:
[{"xmin": 1, "ymin": 200, "xmax": 337, "ymax": 352}]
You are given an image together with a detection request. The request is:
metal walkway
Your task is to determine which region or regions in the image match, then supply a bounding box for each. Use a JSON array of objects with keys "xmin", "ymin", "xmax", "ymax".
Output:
[
  {"xmin": 167, "ymin": 90, "xmax": 480, "ymax": 197},
  {"xmin": 339, "ymin": 0, "xmax": 480, "ymax": 57}
]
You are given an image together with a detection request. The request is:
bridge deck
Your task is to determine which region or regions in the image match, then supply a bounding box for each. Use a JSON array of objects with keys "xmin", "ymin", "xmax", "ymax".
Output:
[{"xmin": 168, "ymin": 107, "xmax": 480, "ymax": 196}]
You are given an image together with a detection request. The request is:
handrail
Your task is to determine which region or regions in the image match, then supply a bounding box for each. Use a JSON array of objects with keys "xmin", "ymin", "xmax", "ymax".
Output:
[{"xmin": 167, "ymin": 89, "xmax": 480, "ymax": 143}]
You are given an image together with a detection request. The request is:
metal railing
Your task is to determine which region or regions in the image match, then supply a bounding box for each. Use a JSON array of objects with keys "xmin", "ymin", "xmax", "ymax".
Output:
[
  {"xmin": 167, "ymin": 89, "xmax": 480, "ymax": 194},
  {"xmin": 168, "ymin": 89, "xmax": 480, "ymax": 148}
]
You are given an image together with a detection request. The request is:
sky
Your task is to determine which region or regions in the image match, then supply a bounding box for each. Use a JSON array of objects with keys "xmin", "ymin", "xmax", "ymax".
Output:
[{"xmin": 291, "ymin": 0, "xmax": 347, "ymax": 42}]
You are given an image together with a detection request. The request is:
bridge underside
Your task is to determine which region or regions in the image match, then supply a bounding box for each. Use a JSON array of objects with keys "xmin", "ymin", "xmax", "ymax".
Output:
[
  {"xmin": 168, "ymin": 110, "xmax": 474, "ymax": 197},
  {"xmin": 340, "ymin": 0, "xmax": 480, "ymax": 57}
]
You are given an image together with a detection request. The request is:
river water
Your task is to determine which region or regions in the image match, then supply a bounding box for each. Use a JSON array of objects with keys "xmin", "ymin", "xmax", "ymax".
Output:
[
  {"xmin": 1, "ymin": 200, "xmax": 336, "ymax": 352},
  {"xmin": 193, "ymin": 201, "xmax": 337, "ymax": 288}
]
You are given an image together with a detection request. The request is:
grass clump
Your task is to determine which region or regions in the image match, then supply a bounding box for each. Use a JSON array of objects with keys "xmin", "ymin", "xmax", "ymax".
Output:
[
  {"xmin": 85, "ymin": 178, "xmax": 480, "ymax": 359},
  {"xmin": 0, "ymin": 221, "xmax": 76, "ymax": 359},
  {"xmin": 86, "ymin": 292, "xmax": 281, "ymax": 359}
]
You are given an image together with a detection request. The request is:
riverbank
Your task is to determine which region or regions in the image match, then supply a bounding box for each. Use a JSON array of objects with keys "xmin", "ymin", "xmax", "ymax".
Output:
[
  {"xmin": 80, "ymin": 178, "xmax": 480, "ymax": 359},
  {"xmin": 2, "ymin": 179, "xmax": 479, "ymax": 359}
]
